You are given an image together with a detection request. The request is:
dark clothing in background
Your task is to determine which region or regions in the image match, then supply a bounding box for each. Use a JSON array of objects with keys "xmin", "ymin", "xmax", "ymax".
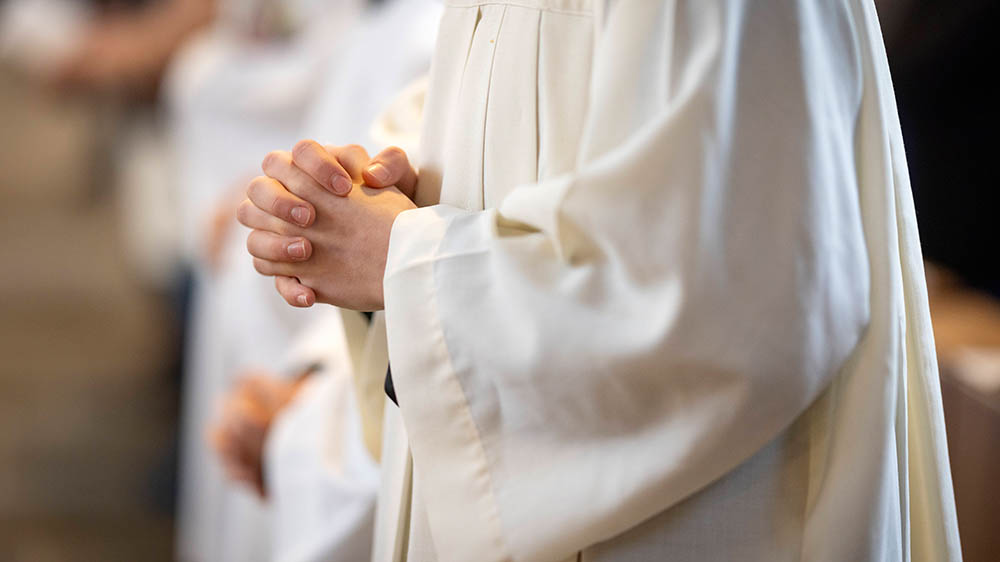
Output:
[{"xmin": 886, "ymin": 0, "xmax": 999, "ymax": 297}]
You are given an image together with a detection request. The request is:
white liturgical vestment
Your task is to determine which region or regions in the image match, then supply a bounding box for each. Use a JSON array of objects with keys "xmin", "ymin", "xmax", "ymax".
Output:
[
  {"xmin": 265, "ymin": 309, "xmax": 382, "ymax": 562},
  {"xmin": 376, "ymin": 1, "xmax": 962, "ymax": 561},
  {"xmin": 168, "ymin": 1, "xmax": 364, "ymax": 560}
]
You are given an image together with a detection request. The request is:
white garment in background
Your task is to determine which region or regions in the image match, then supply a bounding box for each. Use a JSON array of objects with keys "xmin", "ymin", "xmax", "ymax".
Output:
[
  {"xmin": 265, "ymin": 310, "xmax": 381, "ymax": 562},
  {"xmin": 169, "ymin": 1, "xmax": 365, "ymax": 561},
  {"xmin": 260, "ymin": 1, "xmax": 440, "ymax": 560},
  {"xmin": 297, "ymin": 0, "xmax": 441, "ymax": 150},
  {"xmin": 0, "ymin": 0, "xmax": 90, "ymax": 74},
  {"xmin": 376, "ymin": 1, "xmax": 961, "ymax": 561}
]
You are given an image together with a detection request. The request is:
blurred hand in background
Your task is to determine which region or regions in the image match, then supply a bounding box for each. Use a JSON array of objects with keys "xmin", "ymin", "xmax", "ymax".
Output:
[
  {"xmin": 51, "ymin": 0, "xmax": 216, "ymax": 93},
  {"xmin": 209, "ymin": 372, "xmax": 304, "ymax": 498}
]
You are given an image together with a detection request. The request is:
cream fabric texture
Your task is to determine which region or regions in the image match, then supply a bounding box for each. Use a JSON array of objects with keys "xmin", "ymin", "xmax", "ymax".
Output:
[
  {"xmin": 376, "ymin": 1, "xmax": 961, "ymax": 561},
  {"xmin": 264, "ymin": 310, "xmax": 381, "ymax": 562}
]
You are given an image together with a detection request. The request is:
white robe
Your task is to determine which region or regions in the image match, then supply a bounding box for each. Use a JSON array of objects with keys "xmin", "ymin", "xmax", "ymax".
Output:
[
  {"xmin": 168, "ymin": 1, "xmax": 364, "ymax": 560},
  {"xmin": 377, "ymin": 1, "xmax": 961, "ymax": 561},
  {"xmin": 264, "ymin": 310, "xmax": 381, "ymax": 562}
]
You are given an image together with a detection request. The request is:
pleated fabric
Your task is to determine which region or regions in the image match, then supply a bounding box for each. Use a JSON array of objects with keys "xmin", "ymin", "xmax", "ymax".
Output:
[{"xmin": 377, "ymin": 1, "xmax": 961, "ymax": 561}]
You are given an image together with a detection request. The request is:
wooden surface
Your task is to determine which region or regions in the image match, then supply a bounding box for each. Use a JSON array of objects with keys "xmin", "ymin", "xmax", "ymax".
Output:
[{"xmin": 929, "ymin": 267, "xmax": 1000, "ymax": 562}]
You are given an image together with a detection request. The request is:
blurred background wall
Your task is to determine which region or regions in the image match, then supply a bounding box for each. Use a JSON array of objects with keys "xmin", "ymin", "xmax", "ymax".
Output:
[
  {"xmin": 0, "ymin": 67, "xmax": 179, "ymax": 559},
  {"xmin": 0, "ymin": 0, "xmax": 996, "ymax": 561}
]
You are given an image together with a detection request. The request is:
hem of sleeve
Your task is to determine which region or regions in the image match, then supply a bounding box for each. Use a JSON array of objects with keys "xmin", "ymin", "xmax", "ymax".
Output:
[{"xmin": 383, "ymin": 206, "xmax": 512, "ymax": 562}]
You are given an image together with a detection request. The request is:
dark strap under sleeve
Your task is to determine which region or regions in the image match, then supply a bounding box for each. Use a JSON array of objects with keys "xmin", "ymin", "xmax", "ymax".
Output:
[
  {"xmin": 360, "ymin": 311, "xmax": 397, "ymax": 405},
  {"xmin": 385, "ymin": 366, "xmax": 397, "ymax": 405}
]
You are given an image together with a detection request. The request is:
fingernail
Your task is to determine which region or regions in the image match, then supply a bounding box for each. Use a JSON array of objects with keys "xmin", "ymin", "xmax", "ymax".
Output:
[
  {"xmin": 297, "ymin": 294, "xmax": 309, "ymax": 306},
  {"xmin": 290, "ymin": 206, "xmax": 310, "ymax": 226},
  {"xmin": 331, "ymin": 174, "xmax": 352, "ymax": 195},
  {"xmin": 366, "ymin": 163, "xmax": 391, "ymax": 183},
  {"xmin": 287, "ymin": 240, "xmax": 306, "ymax": 259}
]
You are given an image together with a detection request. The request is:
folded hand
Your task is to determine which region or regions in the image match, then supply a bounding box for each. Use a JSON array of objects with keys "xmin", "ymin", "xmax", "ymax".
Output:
[{"xmin": 236, "ymin": 140, "xmax": 418, "ymax": 310}]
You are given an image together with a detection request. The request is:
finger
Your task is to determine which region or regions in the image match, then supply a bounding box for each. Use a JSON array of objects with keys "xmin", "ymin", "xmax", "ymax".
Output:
[
  {"xmin": 241, "ymin": 376, "xmax": 286, "ymax": 412},
  {"xmin": 275, "ymin": 275, "xmax": 316, "ymax": 308},
  {"xmin": 231, "ymin": 423, "xmax": 265, "ymax": 489},
  {"xmin": 223, "ymin": 461, "xmax": 256, "ymax": 488},
  {"xmin": 233, "ymin": 413, "xmax": 266, "ymax": 445},
  {"xmin": 223, "ymin": 406, "xmax": 264, "ymax": 460},
  {"xmin": 235, "ymin": 374, "xmax": 272, "ymax": 404},
  {"xmin": 246, "ymin": 174, "xmax": 315, "ymax": 227},
  {"xmin": 363, "ymin": 146, "xmax": 418, "ymax": 198},
  {"xmin": 291, "ymin": 140, "xmax": 358, "ymax": 196},
  {"xmin": 252, "ymin": 257, "xmax": 298, "ymax": 278},
  {"xmin": 325, "ymin": 144, "xmax": 372, "ymax": 182},
  {"xmin": 246, "ymin": 230, "xmax": 312, "ymax": 263},
  {"xmin": 236, "ymin": 199, "xmax": 302, "ymax": 236},
  {"xmin": 212, "ymin": 428, "xmax": 244, "ymax": 472},
  {"xmin": 261, "ymin": 149, "xmax": 334, "ymax": 205},
  {"xmin": 207, "ymin": 426, "xmax": 228, "ymax": 454}
]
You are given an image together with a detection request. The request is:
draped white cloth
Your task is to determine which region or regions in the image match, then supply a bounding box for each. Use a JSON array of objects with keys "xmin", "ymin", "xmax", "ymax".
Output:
[
  {"xmin": 264, "ymin": 310, "xmax": 381, "ymax": 562},
  {"xmin": 377, "ymin": 1, "xmax": 961, "ymax": 561},
  {"xmin": 167, "ymin": 2, "xmax": 364, "ymax": 560}
]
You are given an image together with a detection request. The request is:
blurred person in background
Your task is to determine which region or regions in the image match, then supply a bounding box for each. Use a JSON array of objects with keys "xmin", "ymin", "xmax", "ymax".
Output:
[
  {"xmin": 207, "ymin": 1, "xmax": 439, "ymax": 560},
  {"xmin": 0, "ymin": 0, "xmax": 214, "ymax": 94},
  {"xmin": 158, "ymin": 0, "xmax": 366, "ymax": 560},
  {"xmin": 2, "ymin": 0, "xmax": 435, "ymax": 560},
  {"xmin": 8, "ymin": 0, "xmax": 377, "ymax": 559}
]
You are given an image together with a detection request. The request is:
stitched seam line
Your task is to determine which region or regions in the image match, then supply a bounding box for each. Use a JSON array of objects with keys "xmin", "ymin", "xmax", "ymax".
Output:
[{"xmin": 446, "ymin": 0, "xmax": 591, "ymax": 18}]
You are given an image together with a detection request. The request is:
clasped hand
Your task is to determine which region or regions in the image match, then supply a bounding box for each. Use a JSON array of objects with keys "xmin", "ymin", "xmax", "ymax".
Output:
[{"xmin": 236, "ymin": 140, "xmax": 418, "ymax": 310}]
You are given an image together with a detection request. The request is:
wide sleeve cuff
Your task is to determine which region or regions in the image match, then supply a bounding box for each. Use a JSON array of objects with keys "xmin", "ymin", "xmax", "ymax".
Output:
[{"xmin": 382, "ymin": 205, "xmax": 511, "ymax": 561}]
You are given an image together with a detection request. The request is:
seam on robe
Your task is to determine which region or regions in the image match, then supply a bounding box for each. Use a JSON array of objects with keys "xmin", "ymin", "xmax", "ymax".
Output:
[
  {"xmin": 534, "ymin": 9, "xmax": 542, "ymax": 182},
  {"xmin": 398, "ymin": 451, "xmax": 413, "ymax": 561},
  {"xmin": 445, "ymin": 0, "xmax": 591, "ymax": 18},
  {"xmin": 459, "ymin": 6, "xmax": 483, "ymax": 81},
  {"xmin": 478, "ymin": 5, "xmax": 507, "ymax": 210}
]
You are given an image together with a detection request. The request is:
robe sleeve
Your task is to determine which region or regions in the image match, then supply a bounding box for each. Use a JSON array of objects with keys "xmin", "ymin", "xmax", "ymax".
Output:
[{"xmin": 383, "ymin": 2, "xmax": 871, "ymax": 561}]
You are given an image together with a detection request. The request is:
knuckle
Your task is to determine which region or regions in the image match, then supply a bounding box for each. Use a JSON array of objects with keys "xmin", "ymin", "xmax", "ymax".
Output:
[
  {"xmin": 270, "ymin": 235, "xmax": 287, "ymax": 257},
  {"xmin": 292, "ymin": 139, "xmax": 317, "ymax": 160},
  {"xmin": 245, "ymin": 230, "xmax": 261, "ymax": 253},
  {"xmin": 383, "ymin": 146, "xmax": 406, "ymax": 160},
  {"xmin": 343, "ymin": 143, "xmax": 366, "ymax": 155},
  {"xmin": 252, "ymin": 257, "xmax": 269, "ymax": 275},
  {"xmin": 261, "ymin": 151, "xmax": 284, "ymax": 173},
  {"xmin": 246, "ymin": 176, "xmax": 269, "ymax": 198},
  {"xmin": 269, "ymin": 192, "xmax": 293, "ymax": 219},
  {"xmin": 275, "ymin": 278, "xmax": 296, "ymax": 303},
  {"xmin": 318, "ymin": 164, "xmax": 340, "ymax": 184},
  {"xmin": 279, "ymin": 288, "xmax": 297, "ymax": 306},
  {"xmin": 235, "ymin": 200, "xmax": 252, "ymax": 224}
]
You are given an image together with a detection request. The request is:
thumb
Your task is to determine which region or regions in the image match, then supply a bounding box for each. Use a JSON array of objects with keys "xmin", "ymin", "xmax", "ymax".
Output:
[{"xmin": 363, "ymin": 146, "xmax": 418, "ymax": 200}]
